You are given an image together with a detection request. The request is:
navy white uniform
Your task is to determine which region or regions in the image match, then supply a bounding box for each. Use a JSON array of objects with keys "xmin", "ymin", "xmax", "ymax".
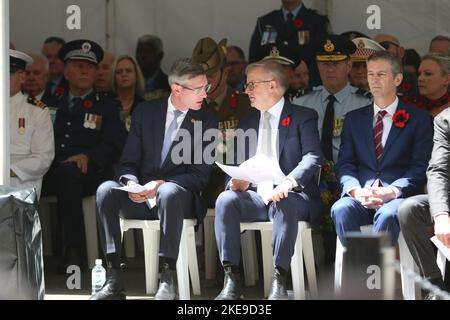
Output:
[
  {"xmin": 10, "ymin": 92, "xmax": 54, "ymax": 198},
  {"xmin": 293, "ymin": 84, "xmax": 371, "ymax": 163}
]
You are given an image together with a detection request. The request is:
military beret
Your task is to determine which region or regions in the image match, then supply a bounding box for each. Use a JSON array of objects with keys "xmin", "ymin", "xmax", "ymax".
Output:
[
  {"xmin": 58, "ymin": 39, "xmax": 104, "ymax": 65},
  {"xmin": 315, "ymin": 34, "xmax": 357, "ymax": 62},
  {"xmin": 192, "ymin": 37, "xmax": 227, "ymax": 75},
  {"xmin": 10, "ymin": 49, "xmax": 33, "ymax": 73},
  {"xmin": 351, "ymin": 37, "xmax": 385, "ymax": 62}
]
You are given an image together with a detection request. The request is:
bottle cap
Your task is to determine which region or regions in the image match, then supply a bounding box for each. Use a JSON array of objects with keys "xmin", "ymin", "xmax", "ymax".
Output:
[{"xmin": 95, "ymin": 259, "xmax": 102, "ymax": 265}]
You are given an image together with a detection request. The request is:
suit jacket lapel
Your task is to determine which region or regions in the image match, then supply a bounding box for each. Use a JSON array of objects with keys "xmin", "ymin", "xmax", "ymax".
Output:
[
  {"xmin": 381, "ymin": 104, "xmax": 402, "ymax": 159},
  {"xmin": 361, "ymin": 105, "xmax": 377, "ymax": 165},
  {"xmin": 155, "ymin": 101, "xmax": 168, "ymax": 167},
  {"xmin": 277, "ymin": 102, "xmax": 292, "ymax": 159}
]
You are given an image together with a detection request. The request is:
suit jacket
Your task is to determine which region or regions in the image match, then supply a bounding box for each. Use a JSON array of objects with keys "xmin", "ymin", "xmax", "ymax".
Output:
[
  {"xmin": 337, "ymin": 100, "xmax": 433, "ymax": 198},
  {"xmin": 118, "ymin": 97, "xmax": 218, "ymax": 222},
  {"xmin": 229, "ymin": 100, "xmax": 323, "ymax": 228},
  {"xmin": 427, "ymin": 107, "xmax": 450, "ymax": 216}
]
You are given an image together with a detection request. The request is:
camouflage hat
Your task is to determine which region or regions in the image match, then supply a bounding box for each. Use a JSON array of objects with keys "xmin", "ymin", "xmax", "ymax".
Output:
[{"xmin": 192, "ymin": 37, "xmax": 227, "ymax": 75}]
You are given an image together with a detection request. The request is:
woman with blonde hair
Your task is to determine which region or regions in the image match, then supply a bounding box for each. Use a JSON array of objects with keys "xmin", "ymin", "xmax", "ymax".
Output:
[
  {"xmin": 416, "ymin": 53, "xmax": 450, "ymax": 117},
  {"xmin": 110, "ymin": 55, "xmax": 145, "ymax": 130}
]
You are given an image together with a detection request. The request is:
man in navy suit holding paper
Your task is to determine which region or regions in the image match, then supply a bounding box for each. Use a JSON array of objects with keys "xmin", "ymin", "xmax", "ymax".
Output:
[
  {"xmin": 214, "ymin": 59, "xmax": 322, "ymax": 300},
  {"xmin": 91, "ymin": 58, "xmax": 218, "ymax": 300},
  {"xmin": 331, "ymin": 51, "xmax": 433, "ymax": 247}
]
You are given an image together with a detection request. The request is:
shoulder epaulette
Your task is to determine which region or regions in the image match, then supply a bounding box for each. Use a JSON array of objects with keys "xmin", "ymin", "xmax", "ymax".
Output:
[{"xmin": 27, "ymin": 96, "xmax": 47, "ymax": 109}]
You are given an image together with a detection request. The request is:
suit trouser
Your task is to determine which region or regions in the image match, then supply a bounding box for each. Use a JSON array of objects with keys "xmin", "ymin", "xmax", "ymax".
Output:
[
  {"xmin": 397, "ymin": 194, "xmax": 443, "ymax": 280},
  {"xmin": 331, "ymin": 197, "xmax": 402, "ymax": 246},
  {"xmin": 42, "ymin": 162, "xmax": 104, "ymax": 251},
  {"xmin": 96, "ymin": 180, "xmax": 194, "ymax": 260},
  {"xmin": 214, "ymin": 189, "xmax": 310, "ymax": 271}
]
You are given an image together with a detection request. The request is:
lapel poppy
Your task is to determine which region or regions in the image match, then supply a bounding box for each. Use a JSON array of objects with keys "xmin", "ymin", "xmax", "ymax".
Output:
[
  {"xmin": 83, "ymin": 99, "xmax": 94, "ymax": 109},
  {"xmin": 392, "ymin": 109, "xmax": 410, "ymax": 128},
  {"xmin": 293, "ymin": 18, "xmax": 304, "ymax": 28},
  {"xmin": 281, "ymin": 116, "xmax": 291, "ymax": 127}
]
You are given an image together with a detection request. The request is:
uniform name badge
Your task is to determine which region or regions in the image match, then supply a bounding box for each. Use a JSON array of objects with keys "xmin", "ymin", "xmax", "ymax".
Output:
[
  {"xmin": 18, "ymin": 118, "xmax": 25, "ymax": 135},
  {"xmin": 333, "ymin": 118, "xmax": 343, "ymax": 137},
  {"xmin": 298, "ymin": 30, "xmax": 310, "ymax": 45}
]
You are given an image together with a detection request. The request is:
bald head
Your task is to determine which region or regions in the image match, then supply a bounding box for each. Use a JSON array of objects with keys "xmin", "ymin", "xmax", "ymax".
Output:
[
  {"xmin": 95, "ymin": 51, "xmax": 115, "ymax": 92},
  {"xmin": 374, "ymin": 33, "xmax": 405, "ymax": 58}
]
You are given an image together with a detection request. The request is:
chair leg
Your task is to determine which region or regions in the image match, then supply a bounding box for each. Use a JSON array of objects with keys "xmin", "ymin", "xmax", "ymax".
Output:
[
  {"xmin": 334, "ymin": 236, "xmax": 344, "ymax": 296},
  {"xmin": 123, "ymin": 230, "xmax": 136, "ymax": 258},
  {"xmin": 176, "ymin": 227, "xmax": 190, "ymax": 300},
  {"xmin": 186, "ymin": 225, "xmax": 201, "ymax": 295},
  {"xmin": 204, "ymin": 210, "xmax": 217, "ymax": 280},
  {"xmin": 291, "ymin": 227, "xmax": 306, "ymax": 300},
  {"xmin": 398, "ymin": 232, "xmax": 421, "ymax": 300},
  {"xmin": 260, "ymin": 229, "xmax": 273, "ymax": 297},
  {"xmin": 143, "ymin": 228, "xmax": 160, "ymax": 295},
  {"xmin": 82, "ymin": 196, "xmax": 98, "ymax": 269},
  {"xmin": 241, "ymin": 230, "xmax": 258, "ymax": 286},
  {"xmin": 302, "ymin": 227, "xmax": 318, "ymax": 299}
]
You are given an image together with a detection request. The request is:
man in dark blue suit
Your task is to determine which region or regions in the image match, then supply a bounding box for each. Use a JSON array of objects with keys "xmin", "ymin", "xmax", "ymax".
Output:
[
  {"xmin": 91, "ymin": 58, "xmax": 218, "ymax": 300},
  {"xmin": 214, "ymin": 60, "xmax": 322, "ymax": 300},
  {"xmin": 248, "ymin": 0, "xmax": 329, "ymax": 87},
  {"xmin": 332, "ymin": 51, "xmax": 433, "ymax": 247}
]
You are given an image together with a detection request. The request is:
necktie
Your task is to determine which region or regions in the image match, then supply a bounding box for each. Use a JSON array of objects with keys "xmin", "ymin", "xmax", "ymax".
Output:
[
  {"xmin": 286, "ymin": 12, "xmax": 295, "ymax": 37},
  {"xmin": 161, "ymin": 110, "xmax": 183, "ymax": 166},
  {"xmin": 374, "ymin": 110, "xmax": 387, "ymax": 161},
  {"xmin": 70, "ymin": 97, "xmax": 82, "ymax": 112},
  {"xmin": 261, "ymin": 112, "xmax": 273, "ymax": 158},
  {"xmin": 322, "ymin": 95, "xmax": 335, "ymax": 161}
]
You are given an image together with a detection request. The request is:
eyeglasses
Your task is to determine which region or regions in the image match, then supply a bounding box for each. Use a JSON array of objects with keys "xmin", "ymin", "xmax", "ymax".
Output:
[
  {"xmin": 177, "ymin": 83, "xmax": 211, "ymax": 95},
  {"xmin": 379, "ymin": 41, "xmax": 400, "ymax": 50},
  {"xmin": 243, "ymin": 79, "xmax": 273, "ymax": 91}
]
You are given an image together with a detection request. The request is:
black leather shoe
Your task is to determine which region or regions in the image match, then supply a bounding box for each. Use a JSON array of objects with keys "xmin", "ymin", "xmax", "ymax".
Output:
[
  {"xmin": 90, "ymin": 269, "xmax": 126, "ymax": 300},
  {"xmin": 154, "ymin": 263, "xmax": 177, "ymax": 300},
  {"xmin": 215, "ymin": 266, "xmax": 242, "ymax": 300},
  {"xmin": 267, "ymin": 268, "xmax": 288, "ymax": 300}
]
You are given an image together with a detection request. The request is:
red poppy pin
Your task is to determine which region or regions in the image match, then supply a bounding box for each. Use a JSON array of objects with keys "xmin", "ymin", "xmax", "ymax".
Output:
[
  {"xmin": 229, "ymin": 93, "xmax": 237, "ymax": 109},
  {"xmin": 281, "ymin": 116, "xmax": 291, "ymax": 127},
  {"xmin": 83, "ymin": 99, "xmax": 93, "ymax": 109},
  {"xmin": 293, "ymin": 18, "xmax": 304, "ymax": 28},
  {"xmin": 401, "ymin": 82, "xmax": 412, "ymax": 92},
  {"xmin": 55, "ymin": 86, "xmax": 65, "ymax": 95},
  {"xmin": 392, "ymin": 109, "xmax": 410, "ymax": 128}
]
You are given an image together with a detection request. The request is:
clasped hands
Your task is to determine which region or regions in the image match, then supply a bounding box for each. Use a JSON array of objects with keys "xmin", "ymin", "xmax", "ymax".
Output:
[
  {"xmin": 128, "ymin": 180, "xmax": 165, "ymax": 203},
  {"xmin": 350, "ymin": 186, "xmax": 396, "ymax": 209},
  {"xmin": 230, "ymin": 178, "xmax": 294, "ymax": 203}
]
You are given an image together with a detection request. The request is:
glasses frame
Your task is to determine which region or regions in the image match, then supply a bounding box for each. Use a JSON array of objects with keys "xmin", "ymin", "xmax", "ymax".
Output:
[
  {"xmin": 176, "ymin": 82, "xmax": 212, "ymax": 95},
  {"xmin": 379, "ymin": 41, "xmax": 400, "ymax": 50},
  {"xmin": 243, "ymin": 79, "xmax": 274, "ymax": 91}
]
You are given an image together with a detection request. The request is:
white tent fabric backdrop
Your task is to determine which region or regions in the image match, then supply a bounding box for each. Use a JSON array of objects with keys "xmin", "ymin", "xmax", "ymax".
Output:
[{"xmin": 10, "ymin": 0, "xmax": 450, "ymax": 73}]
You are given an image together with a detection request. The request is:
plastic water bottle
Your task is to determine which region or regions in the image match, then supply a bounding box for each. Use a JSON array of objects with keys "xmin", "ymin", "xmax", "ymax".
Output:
[{"xmin": 91, "ymin": 259, "xmax": 106, "ymax": 294}]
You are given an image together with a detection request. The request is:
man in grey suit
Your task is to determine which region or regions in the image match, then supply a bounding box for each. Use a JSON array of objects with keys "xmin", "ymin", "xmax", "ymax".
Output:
[{"xmin": 398, "ymin": 108, "xmax": 450, "ymax": 299}]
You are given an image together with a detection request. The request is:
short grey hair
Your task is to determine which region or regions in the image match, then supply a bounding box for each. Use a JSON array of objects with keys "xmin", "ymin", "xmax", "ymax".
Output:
[
  {"xmin": 27, "ymin": 53, "xmax": 49, "ymax": 70},
  {"xmin": 245, "ymin": 60, "xmax": 288, "ymax": 92},
  {"xmin": 136, "ymin": 34, "xmax": 163, "ymax": 55},
  {"xmin": 168, "ymin": 58, "xmax": 205, "ymax": 86},
  {"xmin": 368, "ymin": 50, "xmax": 403, "ymax": 75},
  {"xmin": 422, "ymin": 53, "xmax": 450, "ymax": 76}
]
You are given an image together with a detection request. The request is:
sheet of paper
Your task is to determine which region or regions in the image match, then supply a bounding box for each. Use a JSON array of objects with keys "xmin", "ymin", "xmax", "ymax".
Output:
[
  {"xmin": 215, "ymin": 153, "xmax": 285, "ymax": 184},
  {"xmin": 113, "ymin": 184, "xmax": 147, "ymax": 193},
  {"xmin": 431, "ymin": 236, "xmax": 450, "ymax": 260}
]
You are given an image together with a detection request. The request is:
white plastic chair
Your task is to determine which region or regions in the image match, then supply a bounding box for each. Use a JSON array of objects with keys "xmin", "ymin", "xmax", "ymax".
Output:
[
  {"xmin": 120, "ymin": 218, "xmax": 200, "ymax": 300},
  {"xmin": 39, "ymin": 195, "xmax": 98, "ymax": 268},
  {"xmin": 240, "ymin": 221, "xmax": 318, "ymax": 299},
  {"xmin": 334, "ymin": 226, "xmax": 421, "ymax": 299}
]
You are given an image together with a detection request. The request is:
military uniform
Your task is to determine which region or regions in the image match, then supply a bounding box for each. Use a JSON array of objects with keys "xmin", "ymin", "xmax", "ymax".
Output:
[
  {"xmin": 41, "ymin": 40, "xmax": 127, "ymax": 265},
  {"xmin": 203, "ymin": 85, "xmax": 252, "ymax": 207},
  {"xmin": 248, "ymin": 4, "xmax": 329, "ymax": 86},
  {"xmin": 294, "ymin": 84, "xmax": 371, "ymax": 163},
  {"xmin": 10, "ymin": 91, "xmax": 54, "ymax": 198},
  {"xmin": 192, "ymin": 37, "xmax": 252, "ymax": 207}
]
